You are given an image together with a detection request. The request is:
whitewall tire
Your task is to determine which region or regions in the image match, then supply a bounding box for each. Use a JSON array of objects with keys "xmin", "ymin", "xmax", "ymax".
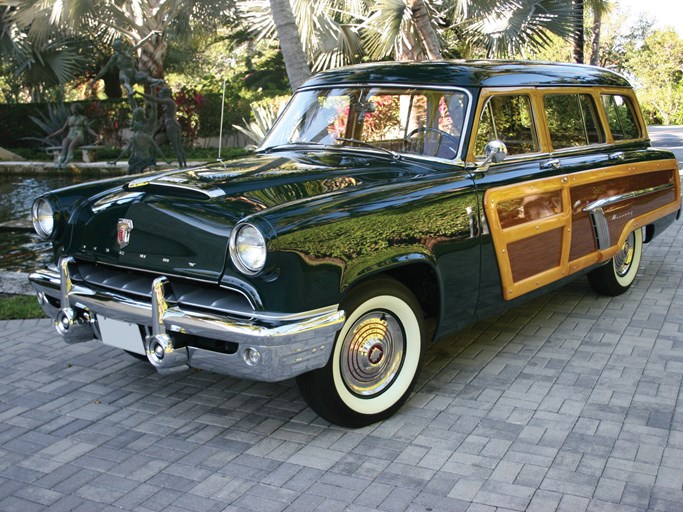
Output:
[{"xmin": 297, "ymin": 278, "xmax": 425, "ymax": 427}]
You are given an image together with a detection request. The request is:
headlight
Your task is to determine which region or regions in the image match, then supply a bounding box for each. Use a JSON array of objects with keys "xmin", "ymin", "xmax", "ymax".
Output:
[
  {"xmin": 32, "ymin": 198, "xmax": 55, "ymax": 239},
  {"xmin": 230, "ymin": 223, "xmax": 267, "ymax": 275}
]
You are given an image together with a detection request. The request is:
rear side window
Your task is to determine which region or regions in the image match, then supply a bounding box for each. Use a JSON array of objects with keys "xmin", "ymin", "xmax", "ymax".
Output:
[
  {"xmin": 474, "ymin": 95, "xmax": 538, "ymax": 157},
  {"xmin": 544, "ymin": 94, "xmax": 604, "ymax": 149},
  {"xmin": 601, "ymin": 94, "xmax": 641, "ymax": 140}
]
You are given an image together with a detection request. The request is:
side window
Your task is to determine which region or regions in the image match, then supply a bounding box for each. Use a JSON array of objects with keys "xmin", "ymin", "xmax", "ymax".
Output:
[
  {"xmin": 474, "ymin": 95, "xmax": 538, "ymax": 157},
  {"xmin": 601, "ymin": 94, "xmax": 641, "ymax": 140},
  {"xmin": 544, "ymin": 94, "xmax": 604, "ymax": 149}
]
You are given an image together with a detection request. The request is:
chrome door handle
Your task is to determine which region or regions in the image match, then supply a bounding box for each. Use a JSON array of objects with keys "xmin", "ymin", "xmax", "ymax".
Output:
[
  {"xmin": 541, "ymin": 159, "xmax": 561, "ymax": 170},
  {"xmin": 609, "ymin": 151, "xmax": 625, "ymax": 161}
]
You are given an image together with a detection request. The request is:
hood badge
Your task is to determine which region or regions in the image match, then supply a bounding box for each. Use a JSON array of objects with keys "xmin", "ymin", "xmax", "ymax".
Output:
[{"xmin": 117, "ymin": 218, "xmax": 134, "ymax": 249}]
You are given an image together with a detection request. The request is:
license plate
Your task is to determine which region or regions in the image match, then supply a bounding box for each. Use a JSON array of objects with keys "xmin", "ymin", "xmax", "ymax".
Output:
[{"xmin": 98, "ymin": 316, "xmax": 146, "ymax": 355}]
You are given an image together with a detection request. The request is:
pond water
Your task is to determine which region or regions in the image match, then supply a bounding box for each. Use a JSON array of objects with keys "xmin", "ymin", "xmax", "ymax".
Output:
[{"xmin": 0, "ymin": 174, "xmax": 95, "ymax": 271}]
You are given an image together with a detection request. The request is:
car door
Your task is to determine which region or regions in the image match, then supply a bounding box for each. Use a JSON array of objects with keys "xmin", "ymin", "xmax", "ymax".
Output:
[{"xmin": 469, "ymin": 87, "xmax": 680, "ymax": 312}]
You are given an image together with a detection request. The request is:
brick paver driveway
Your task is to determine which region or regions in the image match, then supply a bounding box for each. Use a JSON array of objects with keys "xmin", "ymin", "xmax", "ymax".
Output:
[{"xmin": 1, "ymin": 218, "xmax": 682, "ymax": 512}]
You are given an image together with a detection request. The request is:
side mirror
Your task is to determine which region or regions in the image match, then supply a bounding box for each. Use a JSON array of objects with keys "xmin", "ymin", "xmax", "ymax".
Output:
[{"xmin": 483, "ymin": 140, "xmax": 508, "ymax": 165}]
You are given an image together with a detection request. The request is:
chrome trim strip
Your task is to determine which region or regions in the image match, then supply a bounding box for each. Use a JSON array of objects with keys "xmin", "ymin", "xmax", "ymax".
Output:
[
  {"xmin": 126, "ymin": 168, "xmax": 226, "ymax": 199},
  {"xmin": 582, "ymin": 182, "xmax": 674, "ymax": 212},
  {"xmin": 298, "ymin": 82, "xmax": 472, "ymax": 92},
  {"xmin": 128, "ymin": 180, "xmax": 225, "ymax": 198},
  {"xmin": 75, "ymin": 260, "xmax": 221, "ymax": 286},
  {"xmin": 582, "ymin": 182, "xmax": 675, "ymax": 250},
  {"xmin": 586, "ymin": 207, "xmax": 612, "ymax": 250}
]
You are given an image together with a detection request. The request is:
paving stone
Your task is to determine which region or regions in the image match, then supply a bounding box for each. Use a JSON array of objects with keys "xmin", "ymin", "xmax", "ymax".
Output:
[{"xmin": 2, "ymin": 220, "xmax": 683, "ymax": 511}]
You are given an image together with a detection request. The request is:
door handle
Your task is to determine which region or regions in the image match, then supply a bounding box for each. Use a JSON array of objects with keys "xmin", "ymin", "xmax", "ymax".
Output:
[
  {"xmin": 541, "ymin": 159, "xmax": 561, "ymax": 170},
  {"xmin": 609, "ymin": 151, "xmax": 625, "ymax": 161}
]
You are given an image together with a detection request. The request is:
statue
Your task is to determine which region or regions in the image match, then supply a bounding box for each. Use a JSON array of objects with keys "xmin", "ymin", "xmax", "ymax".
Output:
[
  {"xmin": 110, "ymin": 104, "xmax": 169, "ymax": 174},
  {"xmin": 90, "ymin": 31, "xmax": 164, "ymax": 107},
  {"xmin": 47, "ymin": 103, "xmax": 100, "ymax": 169},
  {"xmin": 137, "ymin": 86, "xmax": 187, "ymax": 168}
]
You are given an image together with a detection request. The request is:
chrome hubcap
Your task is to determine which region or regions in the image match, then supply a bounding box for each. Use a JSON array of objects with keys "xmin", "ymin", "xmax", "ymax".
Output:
[
  {"xmin": 340, "ymin": 311, "xmax": 404, "ymax": 397},
  {"xmin": 615, "ymin": 231, "xmax": 635, "ymax": 277}
]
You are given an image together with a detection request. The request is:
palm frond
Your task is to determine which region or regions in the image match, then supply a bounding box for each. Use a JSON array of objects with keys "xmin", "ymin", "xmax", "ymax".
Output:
[
  {"xmin": 238, "ymin": 0, "xmax": 277, "ymax": 42},
  {"xmin": 463, "ymin": 0, "xmax": 577, "ymax": 58},
  {"xmin": 312, "ymin": 22, "xmax": 364, "ymax": 71},
  {"xmin": 14, "ymin": 42, "xmax": 85, "ymax": 88},
  {"xmin": 361, "ymin": 0, "xmax": 411, "ymax": 60}
]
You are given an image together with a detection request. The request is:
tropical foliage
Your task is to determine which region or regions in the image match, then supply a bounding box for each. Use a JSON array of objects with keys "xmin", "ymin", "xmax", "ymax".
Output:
[
  {"xmin": 241, "ymin": 0, "xmax": 580, "ymax": 68},
  {"xmin": 0, "ymin": 0, "xmax": 237, "ymax": 101},
  {"xmin": 2, "ymin": 0, "xmax": 683, "ymax": 145},
  {"xmin": 623, "ymin": 28, "xmax": 683, "ymax": 124},
  {"xmin": 233, "ymin": 95, "xmax": 289, "ymax": 147}
]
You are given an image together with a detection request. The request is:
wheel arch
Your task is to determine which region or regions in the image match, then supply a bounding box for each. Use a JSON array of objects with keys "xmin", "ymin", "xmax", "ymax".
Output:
[{"xmin": 340, "ymin": 258, "xmax": 440, "ymax": 340}]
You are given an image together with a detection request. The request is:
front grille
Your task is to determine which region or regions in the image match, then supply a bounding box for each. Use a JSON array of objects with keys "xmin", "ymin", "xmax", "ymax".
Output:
[{"xmin": 72, "ymin": 261, "xmax": 254, "ymax": 318}]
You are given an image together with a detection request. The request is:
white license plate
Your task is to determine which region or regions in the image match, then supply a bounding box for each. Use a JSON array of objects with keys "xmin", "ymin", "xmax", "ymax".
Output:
[{"xmin": 98, "ymin": 316, "xmax": 146, "ymax": 355}]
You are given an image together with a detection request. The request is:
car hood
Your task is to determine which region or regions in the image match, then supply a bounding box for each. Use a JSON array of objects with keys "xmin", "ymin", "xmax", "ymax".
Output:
[{"xmin": 67, "ymin": 151, "xmax": 434, "ymax": 282}]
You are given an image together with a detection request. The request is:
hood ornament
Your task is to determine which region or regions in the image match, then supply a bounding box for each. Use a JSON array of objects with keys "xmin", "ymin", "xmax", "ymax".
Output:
[{"xmin": 117, "ymin": 218, "xmax": 134, "ymax": 249}]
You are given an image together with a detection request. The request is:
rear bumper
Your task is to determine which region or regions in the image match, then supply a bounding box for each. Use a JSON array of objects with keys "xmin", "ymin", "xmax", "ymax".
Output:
[{"xmin": 29, "ymin": 257, "xmax": 344, "ymax": 382}]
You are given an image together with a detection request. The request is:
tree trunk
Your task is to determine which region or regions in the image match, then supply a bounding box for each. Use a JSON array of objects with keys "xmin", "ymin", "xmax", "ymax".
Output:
[
  {"xmin": 269, "ymin": 0, "xmax": 311, "ymax": 91},
  {"xmin": 138, "ymin": 36, "xmax": 167, "ymax": 80},
  {"xmin": 406, "ymin": 0, "xmax": 442, "ymax": 60},
  {"xmin": 122, "ymin": 0, "xmax": 185, "ymax": 80},
  {"xmin": 590, "ymin": 8, "xmax": 602, "ymax": 66},
  {"xmin": 573, "ymin": 0, "xmax": 584, "ymax": 64}
]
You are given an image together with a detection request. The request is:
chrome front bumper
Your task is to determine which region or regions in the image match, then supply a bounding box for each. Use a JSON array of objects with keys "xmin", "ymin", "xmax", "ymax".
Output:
[{"xmin": 29, "ymin": 257, "xmax": 345, "ymax": 382}]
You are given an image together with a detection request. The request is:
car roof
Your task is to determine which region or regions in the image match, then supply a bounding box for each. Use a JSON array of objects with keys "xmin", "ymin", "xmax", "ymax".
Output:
[{"xmin": 302, "ymin": 60, "xmax": 632, "ymax": 89}]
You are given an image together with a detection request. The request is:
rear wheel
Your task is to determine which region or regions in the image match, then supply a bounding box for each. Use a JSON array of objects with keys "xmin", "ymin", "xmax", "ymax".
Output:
[
  {"xmin": 296, "ymin": 278, "xmax": 425, "ymax": 428},
  {"xmin": 588, "ymin": 228, "xmax": 643, "ymax": 296}
]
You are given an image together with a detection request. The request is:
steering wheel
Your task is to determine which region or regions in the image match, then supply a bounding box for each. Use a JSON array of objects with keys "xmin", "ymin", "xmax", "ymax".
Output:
[{"xmin": 404, "ymin": 127, "xmax": 459, "ymax": 157}]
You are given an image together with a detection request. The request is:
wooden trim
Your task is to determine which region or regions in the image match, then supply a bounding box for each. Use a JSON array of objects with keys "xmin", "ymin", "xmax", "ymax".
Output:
[
  {"xmin": 466, "ymin": 86, "xmax": 647, "ymax": 162},
  {"xmin": 466, "ymin": 87, "xmax": 543, "ymax": 162},
  {"xmin": 485, "ymin": 159, "xmax": 680, "ymax": 300}
]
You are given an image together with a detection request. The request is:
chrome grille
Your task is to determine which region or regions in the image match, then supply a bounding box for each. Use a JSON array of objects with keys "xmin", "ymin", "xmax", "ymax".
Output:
[{"xmin": 72, "ymin": 261, "xmax": 254, "ymax": 318}]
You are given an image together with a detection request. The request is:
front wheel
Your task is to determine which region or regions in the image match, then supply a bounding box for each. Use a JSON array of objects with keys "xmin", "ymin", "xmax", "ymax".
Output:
[
  {"xmin": 296, "ymin": 278, "xmax": 425, "ymax": 428},
  {"xmin": 588, "ymin": 228, "xmax": 643, "ymax": 296}
]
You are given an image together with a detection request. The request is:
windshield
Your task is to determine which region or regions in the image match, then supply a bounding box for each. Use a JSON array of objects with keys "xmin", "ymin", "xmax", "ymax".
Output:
[{"xmin": 260, "ymin": 86, "xmax": 470, "ymax": 160}]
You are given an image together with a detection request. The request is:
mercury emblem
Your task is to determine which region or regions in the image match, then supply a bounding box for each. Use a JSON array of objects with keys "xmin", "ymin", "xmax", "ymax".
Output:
[{"xmin": 117, "ymin": 218, "xmax": 134, "ymax": 248}]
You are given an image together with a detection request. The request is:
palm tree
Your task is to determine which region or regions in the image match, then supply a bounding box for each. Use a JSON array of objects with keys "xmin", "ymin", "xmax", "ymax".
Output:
[
  {"xmin": 268, "ymin": 0, "xmax": 311, "ymax": 90},
  {"xmin": 588, "ymin": 0, "xmax": 610, "ymax": 66},
  {"xmin": 461, "ymin": 0, "xmax": 578, "ymax": 58},
  {"xmin": 573, "ymin": 0, "xmax": 584, "ymax": 63},
  {"xmin": 1, "ymin": 2, "xmax": 88, "ymax": 101},
  {"xmin": 1, "ymin": 0, "xmax": 235, "ymax": 98},
  {"xmin": 239, "ymin": 0, "xmax": 366, "ymax": 73},
  {"xmin": 572, "ymin": 0, "xmax": 611, "ymax": 65},
  {"xmin": 244, "ymin": 0, "xmax": 581, "ymax": 77}
]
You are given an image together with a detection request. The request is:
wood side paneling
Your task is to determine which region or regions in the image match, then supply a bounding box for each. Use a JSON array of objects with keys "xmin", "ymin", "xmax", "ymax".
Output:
[
  {"xmin": 485, "ymin": 160, "xmax": 680, "ymax": 301},
  {"xmin": 509, "ymin": 228, "xmax": 563, "ymax": 282},
  {"xmin": 569, "ymin": 214, "xmax": 596, "ymax": 260}
]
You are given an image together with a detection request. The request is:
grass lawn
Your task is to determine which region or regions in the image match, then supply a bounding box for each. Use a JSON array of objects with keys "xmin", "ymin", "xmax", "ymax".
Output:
[{"xmin": 0, "ymin": 294, "xmax": 47, "ymax": 320}]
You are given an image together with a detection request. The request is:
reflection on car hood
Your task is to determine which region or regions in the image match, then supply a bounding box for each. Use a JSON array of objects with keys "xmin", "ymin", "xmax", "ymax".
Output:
[
  {"xmin": 122, "ymin": 151, "xmax": 422, "ymax": 205},
  {"xmin": 67, "ymin": 151, "xmax": 432, "ymax": 283}
]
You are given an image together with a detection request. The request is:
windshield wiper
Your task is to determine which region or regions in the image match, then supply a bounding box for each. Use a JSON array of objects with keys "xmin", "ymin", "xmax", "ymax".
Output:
[
  {"xmin": 260, "ymin": 141, "xmax": 326, "ymax": 153},
  {"xmin": 334, "ymin": 138, "xmax": 400, "ymax": 159}
]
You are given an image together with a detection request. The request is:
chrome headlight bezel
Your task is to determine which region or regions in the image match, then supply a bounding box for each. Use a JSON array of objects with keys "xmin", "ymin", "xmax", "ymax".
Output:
[
  {"xmin": 31, "ymin": 198, "xmax": 56, "ymax": 240},
  {"xmin": 229, "ymin": 222, "xmax": 268, "ymax": 276}
]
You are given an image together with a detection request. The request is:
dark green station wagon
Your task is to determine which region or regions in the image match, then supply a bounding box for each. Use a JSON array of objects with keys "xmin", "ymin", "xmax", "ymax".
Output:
[{"xmin": 30, "ymin": 61, "xmax": 681, "ymax": 427}]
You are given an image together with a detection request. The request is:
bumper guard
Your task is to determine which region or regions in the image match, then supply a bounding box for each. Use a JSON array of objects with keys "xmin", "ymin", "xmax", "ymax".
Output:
[{"xmin": 29, "ymin": 257, "xmax": 344, "ymax": 382}]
